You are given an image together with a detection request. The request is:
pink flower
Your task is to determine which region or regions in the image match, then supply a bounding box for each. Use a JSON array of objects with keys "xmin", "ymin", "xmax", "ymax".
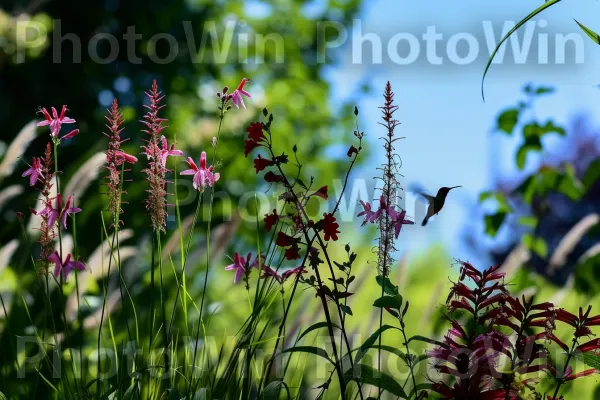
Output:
[
  {"xmin": 388, "ymin": 208, "xmax": 414, "ymax": 238},
  {"xmin": 35, "ymin": 194, "xmax": 81, "ymax": 229},
  {"xmin": 110, "ymin": 150, "xmax": 138, "ymax": 165},
  {"xmin": 357, "ymin": 200, "xmax": 374, "ymax": 226},
  {"xmin": 261, "ymin": 266, "xmax": 283, "ymax": 283},
  {"xmin": 282, "ymin": 266, "xmax": 307, "ymax": 281},
  {"xmin": 225, "ymin": 252, "xmax": 250, "ymax": 283},
  {"xmin": 37, "ymin": 105, "xmax": 77, "ymax": 139},
  {"xmin": 181, "ymin": 152, "xmax": 220, "ymax": 190},
  {"xmin": 48, "ymin": 251, "xmax": 88, "ymax": 280},
  {"xmin": 231, "ymin": 78, "xmax": 251, "ymax": 109},
  {"xmin": 22, "ymin": 157, "xmax": 44, "ymax": 186},
  {"xmin": 159, "ymin": 136, "xmax": 183, "ymax": 167}
]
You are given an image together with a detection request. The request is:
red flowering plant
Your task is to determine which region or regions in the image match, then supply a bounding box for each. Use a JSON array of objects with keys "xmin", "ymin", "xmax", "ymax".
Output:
[{"xmin": 234, "ymin": 103, "xmax": 368, "ymax": 397}]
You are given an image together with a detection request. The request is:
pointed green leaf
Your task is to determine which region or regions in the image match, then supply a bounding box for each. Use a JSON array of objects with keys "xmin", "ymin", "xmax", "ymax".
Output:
[
  {"xmin": 278, "ymin": 345, "xmax": 334, "ymax": 365},
  {"xmin": 573, "ymin": 352, "xmax": 600, "ymax": 372},
  {"xmin": 355, "ymin": 325, "xmax": 399, "ymax": 364},
  {"xmin": 373, "ymin": 294, "xmax": 403, "ymax": 310},
  {"xmin": 575, "ymin": 19, "xmax": 600, "ymax": 45},
  {"xmin": 482, "ymin": 0, "xmax": 563, "ymax": 99},
  {"xmin": 407, "ymin": 335, "xmax": 449, "ymax": 349},
  {"xmin": 340, "ymin": 304, "xmax": 353, "ymax": 316},
  {"xmin": 344, "ymin": 364, "xmax": 407, "ymax": 398},
  {"xmin": 297, "ymin": 321, "xmax": 340, "ymax": 342},
  {"xmin": 375, "ymin": 276, "xmax": 399, "ymax": 296}
]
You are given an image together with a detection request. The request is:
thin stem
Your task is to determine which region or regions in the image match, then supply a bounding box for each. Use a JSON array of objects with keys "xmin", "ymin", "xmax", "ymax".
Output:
[
  {"xmin": 551, "ymin": 337, "xmax": 578, "ymax": 399},
  {"xmin": 189, "ymin": 105, "xmax": 225, "ymax": 394}
]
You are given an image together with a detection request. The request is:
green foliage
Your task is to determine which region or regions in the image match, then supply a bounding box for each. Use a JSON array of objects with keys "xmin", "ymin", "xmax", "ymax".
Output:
[
  {"xmin": 343, "ymin": 364, "xmax": 407, "ymax": 398},
  {"xmin": 375, "ymin": 275, "xmax": 399, "ymax": 296}
]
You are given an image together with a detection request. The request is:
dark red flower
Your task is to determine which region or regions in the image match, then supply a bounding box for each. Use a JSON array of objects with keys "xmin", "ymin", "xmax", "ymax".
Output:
[
  {"xmin": 264, "ymin": 209, "xmax": 279, "ymax": 232},
  {"xmin": 244, "ymin": 139, "xmax": 261, "ymax": 157},
  {"xmin": 246, "ymin": 122, "xmax": 264, "ymax": 142},
  {"xmin": 321, "ymin": 213, "xmax": 340, "ymax": 241},
  {"xmin": 264, "ymin": 171, "xmax": 284, "ymax": 183},
  {"xmin": 576, "ymin": 338, "xmax": 600, "ymax": 353},
  {"xmin": 254, "ymin": 155, "xmax": 273, "ymax": 173},
  {"xmin": 285, "ymin": 243, "xmax": 301, "ymax": 260},
  {"xmin": 347, "ymin": 145, "xmax": 359, "ymax": 157},
  {"xmin": 276, "ymin": 232, "xmax": 296, "ymax": 247},
  {"xmin": 310, "ymin": 186, "xmax": 328, "ymax": 200}
]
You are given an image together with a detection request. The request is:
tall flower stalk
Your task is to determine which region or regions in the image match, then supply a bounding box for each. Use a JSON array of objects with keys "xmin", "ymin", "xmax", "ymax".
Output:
[
  {"xmin": 357, "ymin": 82, "xmax": 414, "ymax": 397},
  {"xmin": 140, "ymin": 81, "xmax": 182, "ymax": 383}
]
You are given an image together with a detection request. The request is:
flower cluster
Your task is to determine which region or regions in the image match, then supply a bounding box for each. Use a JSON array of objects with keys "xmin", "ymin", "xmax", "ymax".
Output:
[
  {"xmin": 357, "ymin": 82, "xmax": 413, "ymax": 277},
  {"xmin": 429, "ymin": 262, "xmax": 511, "ymax": 399},
  {"xmin": 25, "ymin": 105, "xmax": 86, "ymax": 280},
  {"xmin": 140, "ymin": 81, "xmax": 182, "ymax": 232},
  {"xmin": 104, "ymin": 99, "xmax": 138, "ymax": 225}
]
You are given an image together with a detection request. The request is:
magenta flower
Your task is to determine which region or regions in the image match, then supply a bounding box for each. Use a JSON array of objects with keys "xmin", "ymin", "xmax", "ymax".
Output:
[
  {"xmin": 231, "ymin": 78, "xmax": 251, "ymax": 109},
  {"xmin": 22, "ymin": 157, "xmax": 44, "ymax": 186},
  {"xmin": 112, "ymin": 150, "xmax": 138, "ymax": 164},
  {"xmin": 225, "ymin": 252, "xmax": 250, "ymax": 283},
  {"xmin": 388, "ymin": 208, "xmax": 414, "ymax": 238},
  {"xmin": 357, "ymin": 200, "xmax": 374, "ymax": 226},
  {"xmin": 282, "ymin": 266, "xmax": 307, "ymax": 281},
  {"xmin": 261, "ymin": 266, "xmax": 283, "ymax": 283},
  {"xmin": 159, "ymin": 136, "xmax": 184, "ymax": 167},
  {"xmin": 181, "ymin": 152, "xmax": 220, "ymax": 190},
  {"xmin": 37, "ymin": 105, "xmax": 78, "ymax": 139},
  {"xmin": 48, "ymin": 251, "xmax": 88, "ymax": 280},
  {"xmin": 35, "ymin": 194, "xmax": 81, "ymax": 229}
]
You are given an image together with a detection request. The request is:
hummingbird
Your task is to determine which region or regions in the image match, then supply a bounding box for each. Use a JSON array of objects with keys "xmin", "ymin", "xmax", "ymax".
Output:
[{"xmin": 411, "ymin": 185, "xmax": 461, "ymax": 226}]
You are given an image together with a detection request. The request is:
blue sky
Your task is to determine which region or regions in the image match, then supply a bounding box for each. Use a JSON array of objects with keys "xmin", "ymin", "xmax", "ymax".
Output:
[{"xmin": 323, "ymin": 0, "xmax": 600, "ymax": 265}]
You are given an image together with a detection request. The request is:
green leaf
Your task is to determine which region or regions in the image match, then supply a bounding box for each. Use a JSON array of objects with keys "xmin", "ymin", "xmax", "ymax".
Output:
[
  {"xmin": 575, "ymin": 19, "xmax": 600, "ymax": 45},
  {"xmin": 297, "ymin": 321, "xmax": 340, "ymax": 342},
  {"xmin": 516, "ymin": 145, "xmax": 529, "ymax": 170},
  {"xmin": 261, "ymin": 380, "xmax": 291, "ymax": 400},
  {"xmin": 343, "ymin": 364, "xmax": 407, "ymax": 398},
  {"xmin": 340, "ymin": 304, "xmax": 353, "ymax": 316},
  {"xmin": 482, "ymin": 0, "xmax": 564, "ymax": 99},
  {"xmin": 517, "ymin": 216, "xmax": 538, "ymax": 228},
  {"xmin": 278, "ymin": 345, "xmax": 334, "ymax": 365},
  {"xmin": 376, "ymin": 276, "xmax": 399, "ymax": 296},
  {"xmin": 408, "ymin": 383, "xmax": 434, "ymax": 399},
  {"xmin": 373, "ymin": 294, "xmax": 403, "ymax": 310},
  {"xmin": 497, "ymin": 108, "xmax": 519, "ymax": 134},
  {"xmin": 295, "ymin": 178, "xmax": 308, "ymax": 189},
  {"xmin": 0, "ymin": 392, "xmax": 7, "ymax": 400},
  {"xmin": 407, "ymin": 335, "xmax": 449, "ymax": 349},
  {"xmin": 354, "ymin": 325, "xmax": 399, "ymax": 365},
  {"xmin": 484, "ymin": 212, "xmax": 507, "ymax": 237},
  {"xmin": 557, "ymin": 173, "xmax": 584, "ymax": 201},
  {"xmin": 192, "ymin": 388, "xmax": 209, "ymax": 400},
  {"xmin": 574, "ymin": 352, "xmax": 600, "ymax": 370},
  {"xmin": 522, "ymin": 234, "xmax": 548, "ymax": 258},
  {"xmin": 535, "ymin": 86, "xmax": 554, "ymax": 95},
  {"xmin": 583, "ymin": 159, "xmax": 600, "ymax": 190}
]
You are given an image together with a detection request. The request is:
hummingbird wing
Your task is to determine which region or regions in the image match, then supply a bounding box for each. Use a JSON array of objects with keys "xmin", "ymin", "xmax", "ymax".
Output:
[{"xmin": 408, "ymin": 182, "xmax": 433, "ymax": 203}]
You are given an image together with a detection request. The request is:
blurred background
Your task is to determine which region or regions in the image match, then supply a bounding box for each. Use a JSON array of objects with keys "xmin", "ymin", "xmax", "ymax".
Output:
[{"xmin": 1, "ymin": 0, "xmax": 600, "ymax": 398}]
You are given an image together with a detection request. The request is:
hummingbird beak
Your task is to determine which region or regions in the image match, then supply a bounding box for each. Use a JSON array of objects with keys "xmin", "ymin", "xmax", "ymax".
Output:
[{"xmin": 448, "ymin": 186, "xmax": 461, "ymax": 190}]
